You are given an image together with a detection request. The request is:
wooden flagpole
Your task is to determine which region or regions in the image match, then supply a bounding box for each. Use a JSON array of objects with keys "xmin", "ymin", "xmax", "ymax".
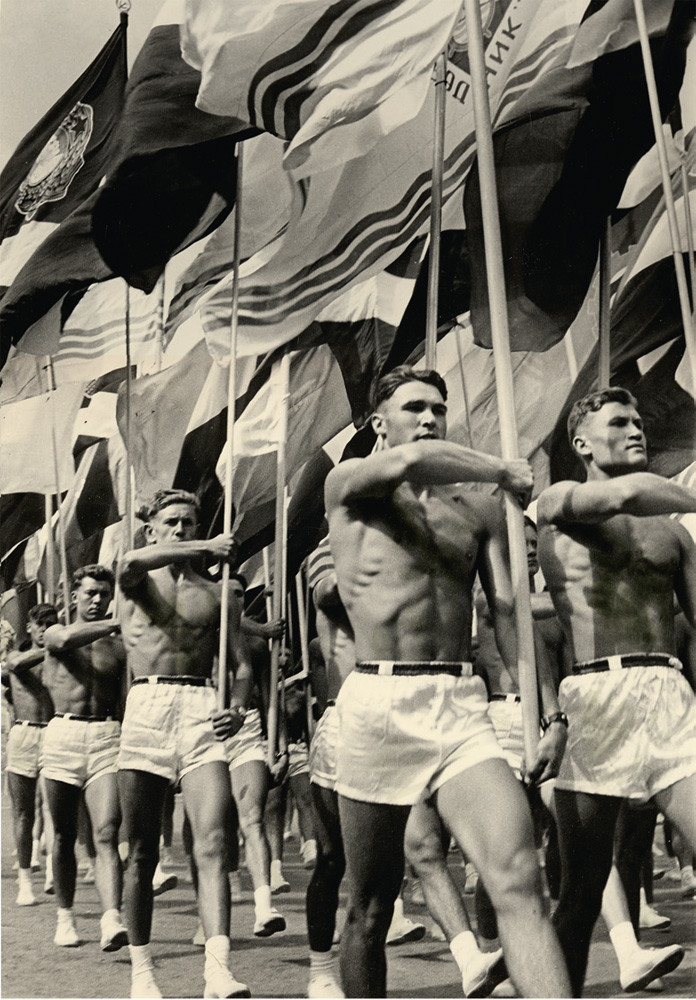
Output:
[
  {"xmin": 44, "ymin": 495, "xmax": 56, "ymax": 604},
  {"xmin": 46, "ymin": 357, "xmax": 71, "ymax": 624},
  {"xmin": 217, "ymin": 145, "xmax": 244, "ymax": 710},
  {"xmin": 124, "ymin": 283, "xmax": 134, "ymax": 552},
  {"xmin": 598, "ymin": 218, "xmax": 612, "ymax": 389},
  {"xmin": 681, "ymin": 159, "xmax": 695, "ymax": 316},
  {"xmin": 425, "ymin": 52, "xmax": 447, "ymax": 369},
  {"xmin": 266, "ymin": 352, "xmax": 291, "ymax": 767},
  {"xmin": 632, "ymin": 0, "xmax": 696, "ymax": 389},
  {"xmin": 462, "ymin": 0, "xmax": 539, "ymax": 760},
  {"xmin": 295, "ymin": 569, "xmax": 315, "ymax": 739}
]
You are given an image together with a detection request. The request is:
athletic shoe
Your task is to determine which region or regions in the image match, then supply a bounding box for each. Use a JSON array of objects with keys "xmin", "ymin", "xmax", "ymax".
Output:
[
  {"xmin": 490, "ymin": 979, "xmax": 517, "ymax": 998},
  {"xmin": 464, "ymin": 863, "xmax": 479, "ymax": 894},
  {"xmin": 386, "ymin": 916, "xmax": 426, "ymax": 946},
  {"xmin": 680, "ymin": 870, "xmax": 696, "ymax": 897},
  {"xmin": 193, "ymin": 921, "xmax": 205, "ymax": 947},
  {"xmin": 203, "ymin": 967, "xmax": 250, "ymax": 998},
  {"xmin": 229, "ymin": 870, "xmax": 244, "ymax": 903},
  {"xmin": 301, "ymin": 839, "xmax": 317, "ymax": 869},
  {"xmin": 130, "ymin": 968, "xmax": 162, "ymax": 999},
  {"xmin": 271, "ymin": 870, "xmax": 291, "ymax": 894},
  {"xmin": 639, "ymin": 902, "xmax": 671, "ymax": 930},
  {"xmin": 54, "ymin": 915, "xmax": 80, "ymax": 947},
  {"xmin": 253, "ymin": 908, "xmax": 286, "ymax": 937},
  {"xmin": 430, "ymin": 922, "xmax": 447, "ymax": 941},
  {"xmin": 308, "ymin": 973, "xmax": 345, "ymax": 998},
  {"xmin": 100, "ymin": 911, "xmax": 129, "ymax": 952},
  {"xmin": 44, "ymin": 877, "xmax": 54, "ymax": 895},
  {"xmin": 463, "ymin": 949, "xmax": 508, "ymax": 999},
  {"xmin": 620, "ymin": 945, "xmax": 685, "ymax": 992},
  {"xmin": 152, "ymin": 871, "xmax": 178, "ymax": 897},
  {"xmin": 16, "ymin": 883, "xmax": 37, "ymax": 906}
]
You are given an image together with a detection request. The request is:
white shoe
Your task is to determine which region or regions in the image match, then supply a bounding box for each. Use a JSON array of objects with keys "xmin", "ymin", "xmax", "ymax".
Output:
[
  {"xmin": 464, "ymin": 863, "xmax": 479, "ymax": 894},
  {"xmin": 645, "ymin": 979, "xmax": 665, "ymax": 993},
  {"xmin": 229, "ymin": 870, "xmax": 244, "ymax": 903},
  {"xmin": 620, "ymin": 945, "xmax": 685, "ymax": 992},
  {"xmin": 130, "ymin": 967, "xmax": 162, "ymax": 999},
  {"xmin": 16, "ymin": 883, "xmax": 37, "ymax": 906},
  {"xmin": 490, "ymin": 980, "xmax": 517, "ymax": 998},
  {"xmin": 204, "ymin": 967, "xmax": 250, "ymax": 998},
  {"xmin": 30, "ymin": 844, "xmax": 41, "ymax": 871},
  {"xmin": 462, "ymin": 949, "xmax": 507, "ymax": 999},
  {"xmin": 152, "ymin": 871, "xmax": 178, "ymax": 897},
  {"xmin": 308, "ymin": 973, "xmax": 345, "ymax": 998},
  {"xmin": 253, "ymin": 908, "xmax": 286, "ymax": 937},
  {"xmin": 193, "ymin": 920, "xmax": 206, "ymax": 946},
  {"xmin": 430, "ymin": 922, "xmax": 446, "ymax": 941},
  {"xmin": 82, "ymin": 861, "xmax": 95, "ymax": 884},
  {"xmin": 54, "ymin": 915, "xmax": 80, "ymax": 947},
  {"xmin": 680, "ymin": 871, "xmax": 696, "ymax": 897},
  {"xmin": 271, "ymin": 870, "xmax": 291, "ymax": 894},
  {"xmin": 301, "ymin": 839, "xmax": 317, "ymax": 869},
  {"xmin": 100, "ymin": 911, "xmax": 129, "ymax": 951},
  {"xmin": 386, "ymin": 915, "xmax": 426, "ymax": 945},
  {"xmin": 640, "ymin": 902, "xmax": 671, "ymax": 930}
]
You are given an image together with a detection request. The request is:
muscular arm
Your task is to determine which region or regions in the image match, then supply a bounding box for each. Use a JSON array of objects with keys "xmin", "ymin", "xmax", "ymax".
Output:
[
  {"xmin": 539, "ymin": 474, "xmax": 696, "ymax": 526},
  {"xmin": 118, "ymin": 534, "xmax": 236, "ymax": 589},
  {"xmin": 476, "ymin": 506, "xmax": 519, "ymax": 685},
  {"xmin": 325, "ymin": 442, "xmax": 530, "ymax": 508},
  {"xmin": 674, "ymin": 527, "xmax": 696, "ymax": 629},
  {"xmin": 2, "ymin": 646, "xmax": 45, "ymax": 677},
  {"xmin": 44, "ymin": 619, "xmax": 119, "ymax": 653}
]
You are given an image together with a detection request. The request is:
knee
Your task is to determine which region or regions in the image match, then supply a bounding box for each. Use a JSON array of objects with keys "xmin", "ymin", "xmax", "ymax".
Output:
[
  {"xmin": 92, "ymin": 818, "xmax": 120, "ymax": 850},
  {"xmin": 483, "ymin": 844, "xmax": 542, "ymax": 911},
  {"xmin": 238, "ymin": 804, "xmax": 264, "ymax": 838},
  {"xmin": 192, "ymin": 825, "xmax": 227, "ymax": 867},
  {"xmin": 405, "ymin": 829, "xmax": 444, "ymax": 874},
  {"xmin": 346, "ymin": 894, "xmax": 394, "ymax": 940}
]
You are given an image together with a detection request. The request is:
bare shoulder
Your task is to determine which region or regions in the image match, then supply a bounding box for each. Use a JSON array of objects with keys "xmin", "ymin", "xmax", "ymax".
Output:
[
  {"xmin": 457, "ymin": 490, "xmax": 505, "ymax": 533},
  {"xmin": 324, "ymin": 458, "xmax": 364, "ymax": 510},
  {"xmin": 536, "ymin": 481, "xmax": 577, "ymax": 525}
]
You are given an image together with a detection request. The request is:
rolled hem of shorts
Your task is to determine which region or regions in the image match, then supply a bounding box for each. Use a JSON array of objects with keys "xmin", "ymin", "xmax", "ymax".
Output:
[
  {"xmin": 553, "ymin": 777, "xmax": 645, "ymax": 799},
  {"xmin": 428, "ymin": 746, "xmax": 508, "ymax": 797},
  {"xmin": 335, "ymin": 783, "xmax": 421, "ymax": 807},
  {"xmin": 310, "ymin": 774, "xmax": 336, "ymax": 792},
  {"xmin": 84, "ymin": 764, "xmax": 119, "ymax": 789},
  {"xmin": 40, "ymin": 770, "xmax": 85, "ymax": 788},
  {"xmin": 117, "ymin": 760, "xmax": 175, "ymax": 782},
  {"xmin": 228, "ymin": 749, "xmax": 267, "ymax": 772},
  {"xmin": 180, "ymin": 755, "xmax": 229, "ymax": 781},
  {"xmin": 647, "ymin": 760, "xmax": 696, "ymax": 800},
  {"xmin": 5, "ymin": 765, "xmax": 40, "ymax": 780}
]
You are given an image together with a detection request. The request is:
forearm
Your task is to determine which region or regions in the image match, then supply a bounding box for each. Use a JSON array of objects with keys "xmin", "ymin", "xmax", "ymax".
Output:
[
  {"xmin": 119, "ymin": 541, "xmax": 211, "ymax": 584},
  {"xmin": 403, "ymin": 441, "xmax": 507, "ymax": 488},
  {"xmin": 530, "ymin": 592, "xmax": 556, "ymax": 620},
  {"xmin": 619, "ymin": 475, "xmax": 696, "ymax": 517},
  {"xmin": 5, "ymin": 648, "xmax": 45, "ymax": 674},
  {"xmin": 45, "ymin": 620, "xmax": 117, "ymax": 652}
]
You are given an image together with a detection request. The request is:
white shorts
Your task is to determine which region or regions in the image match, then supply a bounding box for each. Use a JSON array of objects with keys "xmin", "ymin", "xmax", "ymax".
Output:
[
  {"xmin": 555, "ymin": 662, "xmax": 696, "ymax": 800},
  {"xmin": 225, "ymin": 707, "xmax": 266, "ymax": 771},
  {"xmin": 42, "ymin": 716, "xmax": 120, "ymax": 788},
  {"xmin": 287, "ymin": 740, "xmax": 309, "ymax": 780},
  {"xmin": 488, "ymin": 696, "xmax": 524, "ymax": 780},
  {"xmin": 309, "ymin": 705, "xmax": 338, "ymax": 791},
  {"xmin": 335, "ymin": 666, "xmax": 506, "ymax": 806},
  {"xmin": 118, "ymin": 680, "xmax": 226, "ymax": 782},
  {"xmin": 6, "ymin": 722, "xmax": 45, "ymax": 779}
]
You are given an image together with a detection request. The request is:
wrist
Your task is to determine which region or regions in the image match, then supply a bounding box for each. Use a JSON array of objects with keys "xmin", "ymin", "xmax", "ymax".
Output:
[
  {"xmin": 540, "ymin": 711, "xmax": 568, "ymax": 733},
  {"xmin": 228, "ymin": 703, "xmax": 247, "ymax": 719}
]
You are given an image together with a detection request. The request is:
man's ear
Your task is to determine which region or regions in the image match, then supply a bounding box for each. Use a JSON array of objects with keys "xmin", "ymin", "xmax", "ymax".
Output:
[
  {"xmin": 145, "ymin": 522, "xmax": 156, "ymax": 545},
  {"xmin": 572, "ymin": 433, "xmax": 592, "ymax": 461},
  {"xmin": 371, "ymin": 410, "xmax": 385, "ymax": 440}
]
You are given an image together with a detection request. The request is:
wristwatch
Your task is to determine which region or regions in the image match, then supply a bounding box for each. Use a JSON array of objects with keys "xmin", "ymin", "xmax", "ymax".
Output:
[
  {"xmin": 228, "ymin": 703, "xmax": 247, "ymax": 720},
  {"xmin": 540, "ymin": 711, "xmax": 569, "ymax": 732}
]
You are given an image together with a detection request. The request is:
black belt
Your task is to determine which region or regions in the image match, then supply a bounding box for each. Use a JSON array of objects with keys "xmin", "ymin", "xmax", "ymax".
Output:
[
  {"xmin": 573, "ymin": 652, "xmax": 681, "ymax": 676},
  {"xmin": 356, "ymin": 661, "xmax": 473, "ymax": 678},
  {"xmin": 489, "ymin": 693, "xmax": 521, "ymax": 703},
  {"xmin": 54, "ymin": 713, "xmax": 113, "ymax": 722},
  {"xmin": 13, "ymin": 720, "xmax": 47, "ymax": 728},
  {"xmin": 132, "ymin": 675, "xmax": 211, "ymax": 687}
]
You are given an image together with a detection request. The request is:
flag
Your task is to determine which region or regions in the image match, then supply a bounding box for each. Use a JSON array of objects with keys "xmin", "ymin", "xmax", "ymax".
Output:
[
  {"xmin": 92, "ymin": 0, "xmax": 257, "ymax": 293},
  {"xmin": 0, "ymin": 384, "xmax": 85, "ymax": 495},
  {"xmin": 464, "ymin": 0, "xmax": 692, "ymax": 351},
  {"xmin": 183, "ymin": 0, "xmax": 465, "ymax": 178},
  {"xmin": 0, "ymin": 22, "xmax": 126, "ymax": 303},
  {"xmin": 197, "ymin": 0, "xmax": 582, "ymax": 362}
]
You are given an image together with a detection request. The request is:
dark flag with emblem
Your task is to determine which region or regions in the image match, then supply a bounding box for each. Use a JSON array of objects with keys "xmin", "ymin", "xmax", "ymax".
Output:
[{"xmin": 0, "ymin": 21, "xmax": 126, "ymax": 307}]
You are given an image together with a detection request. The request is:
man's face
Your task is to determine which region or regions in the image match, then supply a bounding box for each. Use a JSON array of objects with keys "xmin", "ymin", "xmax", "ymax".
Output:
[
  {"xmin": 230, "ymin": 580, "xmax": 245, "ymax": 603},
  {"xmin": 524, "ymin": 524, "xmax": 539, "ymax": 578},
  {"xmin": 147, "ymin": 502, "xmax": 198, "ymax": 545},
  {"xmin": 73, "ymin": 578, "xmax": 112, "ymax": 622},
  {"xmin": 372, "ymin": 381, "xmax": 447, "ymax": 448},
  {"xmin": 28, "ymin": 618, "xmax": 56, "ymax": 648},
  {"xmin": 574, "ymin": 402, "xmax": 647, "ymax": 474}
]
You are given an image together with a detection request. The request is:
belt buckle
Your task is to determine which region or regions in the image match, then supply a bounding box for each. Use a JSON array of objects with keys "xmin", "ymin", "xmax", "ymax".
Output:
[
  {"xmin": 377, "ymin": 662, "xmax": 394, "ymax": 676},
  {"xmin": 607, "ymin": 655, "xmax": 623, "ymax": 672}
]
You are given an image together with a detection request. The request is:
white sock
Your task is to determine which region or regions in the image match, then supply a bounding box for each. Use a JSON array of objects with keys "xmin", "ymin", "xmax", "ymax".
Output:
[
  {"xmin": 609, "ymin": 921, "xmax": 641, "ymax": 962},
  {"xmin": 101, "ymin": 908, "xmax": 119, "ymax": 924},
  {"xmin": 130, "ymin": 943, "xmax": 154, "ymax": 975},
  {"xmin": 271, "ymin": 860, "xmax": 283, "ymax": 880},
  {"xmin": 309, "ymin": 949, "xmax": 336, "ymax": 977},
  {"xmin": 681, "ymin": 865, "xmax": 694, "ymax": 886},
  {"xmin": 18, "ymin": 868, "xmax": 32, "ymax": 886},
  {"xmin": 46, "ymin": 855, "xmax": 53, "ymax": 879},
  {"xmin": 254, "ymin": 885, "xmax": 272, "ymax": 913},
  {"xmin": 57, "ymin": 907, "xmax": 73, "ymax": 923},
  {"xmin": 639, "ymin": 887, "xmax": 651, "ymax": 909},
  {"xmin": 450, "ymin": 931, "xmax": 481, "ymax": 973},
  {"xmin": 391, "ymin": 896, "xmax": 405, "ymax": 922},
  {"xmin": 205, "ymin": 935, "xmax": 230, "ymax": 976}
]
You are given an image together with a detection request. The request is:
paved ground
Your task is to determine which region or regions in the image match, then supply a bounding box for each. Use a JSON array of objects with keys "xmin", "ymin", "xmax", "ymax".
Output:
[{"xmin": 2, "ymin": 796, "xmax": 695, "ymax": 999}]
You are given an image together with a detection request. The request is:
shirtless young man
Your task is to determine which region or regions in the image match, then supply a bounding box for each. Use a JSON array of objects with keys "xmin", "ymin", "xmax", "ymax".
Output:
[
  {"xmin": 117, "ymin": 490, "xmax": 254, "ymax": 1000},
  {"xmin": 3, "ymin": 603, "xmax": 57, "ymax": 906},
  {"xmin": 536, "ymin": 387, "xmax": 696, "ymax": 996},
  {"xmin": 325, "ymin": 365, "xmax": 571, "ymax": 998},
  {"xmin": 42, "ymin": 566, "xmax": 127, "ymax": 952}
]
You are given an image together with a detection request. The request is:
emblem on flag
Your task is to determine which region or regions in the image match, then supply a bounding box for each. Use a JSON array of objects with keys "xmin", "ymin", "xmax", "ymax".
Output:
[
  {"xmin": 448, "ymin": 0, "xmax": 501, "ymax": 65},
  {"xmin": 15, "ymin": 102, "xmax": 94, "ymax": 221}
]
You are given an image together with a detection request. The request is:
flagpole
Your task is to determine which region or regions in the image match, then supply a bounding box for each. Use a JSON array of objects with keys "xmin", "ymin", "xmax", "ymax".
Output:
[
  {"xmin": 46, "ymin": 357, "xmax": 71, "ymax": 624},
  {"xmin": 681, "ymin": 159, "xmax": 695, "ymax": 316},
  {"xmin": 462, "ymin": 0, "xmax": 539, "ymax": 761},
  {"xmin": 632, "ymin": 0, "xmax": 696, "ymax": 389},
  {"xmin": 598, "ymin": 218, "xmax": 612, "ymax": 389},
  {"xmin": 295, "ymin": 569, "xmax": 315, "ymax": 739},
  {"xmin": 44, "ymin": 494, "xmax": 56, "ymax": 604},
  {"xmin": 425, "ymin": 52, "xmax": 447, "ymax": 370},
  {"xmin": 454, "ymin": 323, "xmax": 475, "ymax": 448},
  {"xmin": 217, "ymin": 145, "xmax": 244, "ymax": 711},
  {"xmin": 266, "ymin": 352, "xmax": 291, "ymax": 768},
  {"xmin": 124, "ymin": 284, "xmax": 134, "ymax": 552}
]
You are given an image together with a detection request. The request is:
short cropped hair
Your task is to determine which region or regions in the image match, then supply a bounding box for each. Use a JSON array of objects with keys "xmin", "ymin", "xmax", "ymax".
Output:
[
  {"xmin": 137, "ymin": 489, "xmax": 200, "ymax": 523},
  {"xmin": 567, "ymin": 387, "xmax": 638, "ymax": 446},
  {"xmin": 523, "ymin": 515, "xmax": 537, "ymax": 533},
  {"xmin": 28, "ymin": 603, "xmax": 59, "ymax": 626},
  {"xmin": 230, "ymin": 572, "xmax": 247, "ymax": 591},
  {"xmin": 72, "ymin": 564, "xmax": 115, "ymax": 591},
  {"xmin": 372, "ymin": 365, "xmax": 447, "ymax": 411}
]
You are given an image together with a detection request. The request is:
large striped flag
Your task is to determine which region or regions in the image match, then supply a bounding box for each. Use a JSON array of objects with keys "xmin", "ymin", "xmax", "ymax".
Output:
[
  {"xmin": 182, "ymin": 0, "xmax": 466, "ymax": 178},
  {"xmin": 195, "ymin": 0, "xmax": 587, "ymax": 362}
]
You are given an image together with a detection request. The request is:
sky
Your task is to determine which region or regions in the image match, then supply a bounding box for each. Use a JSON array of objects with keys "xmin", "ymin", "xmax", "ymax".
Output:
[{"xmin": 0, "ymin": 0, "xmax": 162, "ymax": 170}]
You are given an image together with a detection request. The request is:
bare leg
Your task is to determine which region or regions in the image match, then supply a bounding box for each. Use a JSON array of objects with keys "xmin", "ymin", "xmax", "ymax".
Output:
[
  {"xmin": 307, "ymin": 783, "xmax": 345, "ymax": 951},
  {"xmin": 265, "ymin": 782, "xmax": 287, "ymax": 864},
  {"xmin": 338, "ymin": 795, "xmax": 409, "ymax": 998},
  {"xmin": 231, "ymin": 759, "xmax": 271, "ymax": 890},
  {"xmin": 181, "ymin": 761, "xmax": 233, "ymax": 939},
  {"xmin": 290, "ymin": 771, "xmax": 316, "ymax": 844},
  {"xmin": 436, "ymin": 760, "xmax": 571, "ymax": 999},
  {"xmin": 119, "ymin": 769, "xmax": 168, "ymax": 945},
  {"xmin": 8, "ymin": 772, "xmax": 37, "ymax": 869},
  {"xmin": 553, "ymin": 788, "xmax": 620, "ymax": 996},
  {"xmin": 84, "ymin": 771, "xmax": 123, "ymax": 913},
  {"xmin": 44, "ymin": 778, "xmax": 81, "ymax": 910},
  {"xmin": 655, "ymin": 773, "xmax": 696, "ymax": 856}
]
